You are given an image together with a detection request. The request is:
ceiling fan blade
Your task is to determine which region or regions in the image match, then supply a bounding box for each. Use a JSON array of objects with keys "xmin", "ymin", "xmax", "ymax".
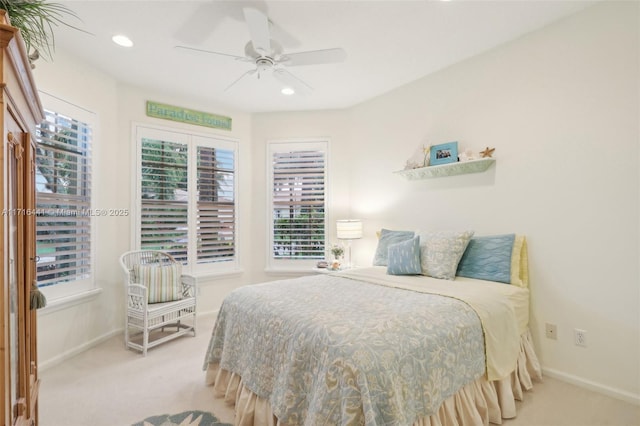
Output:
[
  {"xmin": 273, "ymin": 68, "xmax": 313, "ymax": 96},
  {"xmin": 175, "ymin": 45, "xmax": 251, "ymax": 62},
  {"xmin": 173, "ymin": 2, "xmax": 222, "ymax": 45},
  {"xmin": 281, "ymin": 48, "xmax": 347, "ymax": 67},
  {"xmin": 224, "ymin": 69, "xmax": 257, "ymax": 92},
  {"xmin": 243, "ymin": 7, "xmax": 271, "ymax": 55}
]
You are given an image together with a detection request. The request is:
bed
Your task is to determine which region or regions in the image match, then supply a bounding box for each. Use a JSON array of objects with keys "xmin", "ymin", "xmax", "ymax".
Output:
[{"xmin": 204, "ymin": 232, "xmax": 542, "ymax": 425}]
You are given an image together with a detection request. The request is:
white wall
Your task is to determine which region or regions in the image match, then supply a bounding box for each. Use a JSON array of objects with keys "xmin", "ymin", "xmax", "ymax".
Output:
[
  {"xmin": 33, "ymin": 49, "xmax": 123, "ymax": 367},
  {"xmin": 250, "ymin": 110, "xmax": 353, "ymax": 283},
  {"xmin": 346, "ymin": 1, "xmax": 639, "ymax": 402}
]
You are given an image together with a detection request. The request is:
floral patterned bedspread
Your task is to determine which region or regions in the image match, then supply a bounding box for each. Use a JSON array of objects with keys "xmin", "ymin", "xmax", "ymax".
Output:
[{"xmin": 204, "ymin": 273, "xmax": 486, "ymax": 426}]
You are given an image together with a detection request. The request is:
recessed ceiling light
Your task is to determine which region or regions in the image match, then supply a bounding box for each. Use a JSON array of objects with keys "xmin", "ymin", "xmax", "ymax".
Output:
[
  {"xmin": 112, "ymin": 34, "xmax": 133, "ymax": 48},
  {"xmin": 281, "ymin": 87, "xmax": 295, "ymax": 95}
]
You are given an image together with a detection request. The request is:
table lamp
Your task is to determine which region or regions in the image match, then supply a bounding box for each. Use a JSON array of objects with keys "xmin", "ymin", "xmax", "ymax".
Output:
[{"xmin": 336, "ymin": 219, "xmax": 362, "ymax": 268}]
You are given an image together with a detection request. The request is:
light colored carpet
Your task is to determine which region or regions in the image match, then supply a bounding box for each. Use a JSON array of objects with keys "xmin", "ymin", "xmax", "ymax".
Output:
[
  {"xmin": 39, "ymin": 314, "xmax": 639, "ymax": 426},
  {"xmin": 39, "ymin": 314, "xmax": 234, "ymax": 426}
]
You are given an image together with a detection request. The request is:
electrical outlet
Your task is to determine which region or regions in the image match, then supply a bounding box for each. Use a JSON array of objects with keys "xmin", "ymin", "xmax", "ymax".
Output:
[
  {"xmin": 545, "ymin": 323, "xmax": 557, "ymax": 340},
  {"xmin": 574, "ymin": 329, "xmax": 587, "ymax": 347}
]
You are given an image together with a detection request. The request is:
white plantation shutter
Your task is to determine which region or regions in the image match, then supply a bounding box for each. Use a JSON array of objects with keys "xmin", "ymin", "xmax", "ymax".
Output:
[
  {"xmin": 196, "ymin": 146, "xmax": 235, "ymax": 263},
  {"xmin": 140, "ymin": 138, "xmax": 189, "ymax": 263},
  {"xmin": 36, "ymin": 109, "xmax": 92, "ymax": 287},
  {"xmin": 270, "ymin": 141, "xmax": 327, "ymax": 264},
  {"xmin": 136, "ymin": 126, "xmax": 238, "ymax": 274}
]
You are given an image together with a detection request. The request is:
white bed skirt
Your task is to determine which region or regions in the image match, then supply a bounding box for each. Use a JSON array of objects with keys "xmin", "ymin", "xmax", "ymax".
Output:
[{"xmin": 205, "ymin": 329, "xmax": 542, "ymax": 426}]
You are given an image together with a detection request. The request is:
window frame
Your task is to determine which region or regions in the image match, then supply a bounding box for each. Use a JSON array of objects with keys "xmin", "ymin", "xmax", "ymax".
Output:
[
  {"xmin": 266, "ymin": 139, "xmax": 329, "ymax": 272},
  {"xmin": 133, "ymin": 124, "xmax": 240, "ymax": 277},
  {"xmin": 35, "ymin": 92, "xmax": 97, "ymax": 302}
]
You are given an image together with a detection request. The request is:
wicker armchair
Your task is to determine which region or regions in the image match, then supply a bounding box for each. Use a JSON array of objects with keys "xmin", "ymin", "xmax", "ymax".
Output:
[{"xmin": 119, "ymin": 250, "xmax": 197, "ymax": 355}]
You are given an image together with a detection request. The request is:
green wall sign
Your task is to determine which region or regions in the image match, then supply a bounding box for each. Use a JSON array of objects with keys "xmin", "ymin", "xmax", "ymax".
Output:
[{"xmin": 146, "ymin": 101, "xmax": 232, "ymax": 131}]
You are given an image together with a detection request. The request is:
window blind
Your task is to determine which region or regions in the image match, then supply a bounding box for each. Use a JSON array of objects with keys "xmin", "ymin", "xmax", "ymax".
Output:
[
  {"xmin": 36, "ymin": 110, "xmax": 92, "ymax": 286},
  {"xmin": 197, "ymin": 146, "xmax": 235, "ymax": 263},
  {"xmin": 272, "ymin": 149, "xmax": 325, "ymax": 259},
  {"xmin": 140, "ymin": 138, "xmax": 188, "ymax": 263},
  {"xmin": 138, "ymin": 132, "xmax": 237, "ymax": 270}
]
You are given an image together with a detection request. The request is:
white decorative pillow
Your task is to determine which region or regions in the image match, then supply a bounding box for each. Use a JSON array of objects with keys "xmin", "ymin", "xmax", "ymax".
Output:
[
  {"xmin": 419, "ymin": 230, "xmax": 474, "ymax": 280},
  {"xmin": 133, "ymin": 263, "xmax": 183, "ymax": 303}
]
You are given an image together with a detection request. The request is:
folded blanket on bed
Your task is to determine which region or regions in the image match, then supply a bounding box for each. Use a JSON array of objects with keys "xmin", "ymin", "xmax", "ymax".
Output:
[
  {"xmin": 205, "ymin": 273, "xmax": 490, "ymax": 425},
  {"xmin": 339, "ymin": 267, "xmax": 528, "ymax": 381}
]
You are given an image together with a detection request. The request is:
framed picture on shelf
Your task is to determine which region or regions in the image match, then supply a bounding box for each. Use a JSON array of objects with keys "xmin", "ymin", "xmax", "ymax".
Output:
[{"xmin": 430, "ymin": 141, "xmax": 458, "ymax": 166}]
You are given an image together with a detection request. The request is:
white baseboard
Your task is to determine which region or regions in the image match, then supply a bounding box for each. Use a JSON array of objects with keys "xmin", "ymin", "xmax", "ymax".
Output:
[
  {"xmin": 39, "ymin": 328, "xmax": 123, "ymax": 373},
  {"xmin": 543, "ymin": 367, "xmax": 640, "ymax": 406}
]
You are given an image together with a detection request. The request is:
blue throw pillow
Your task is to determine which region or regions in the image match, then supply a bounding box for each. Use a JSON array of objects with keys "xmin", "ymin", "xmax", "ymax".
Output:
[
  {"xmin": 456, "ymin": 234, "xmax": 515, "ymax": 283},
  {"xmin": 373, "ymin": 229, "xmax": 415, "ymax": 266},
  {"xmin": 387, "ymin": 236, "xmax": 422, "ymax": 275}
]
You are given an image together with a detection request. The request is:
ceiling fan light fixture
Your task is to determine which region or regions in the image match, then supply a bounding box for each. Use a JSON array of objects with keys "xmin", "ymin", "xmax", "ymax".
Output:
[
  {"xmin": 176, "ymin": 7, "xmax": 344, "ymax": 94},
  {"xmin": 112, "ymin": 34, "xmax": 134, "ymax": 48},
  {"xmin": 256, "ymin": 58, "xmax": 273, "ymax": 73}
]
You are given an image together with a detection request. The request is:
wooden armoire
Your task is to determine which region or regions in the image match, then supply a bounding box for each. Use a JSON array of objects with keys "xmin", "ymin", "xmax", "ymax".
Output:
[{"xmin": 0, "ymin": 10, "xmax": 45, "ymax": 426}]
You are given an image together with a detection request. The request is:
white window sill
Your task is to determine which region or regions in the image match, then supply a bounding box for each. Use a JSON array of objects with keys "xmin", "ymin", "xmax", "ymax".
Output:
[
  {"xmin": 37, "ymin": 287, "xmax": 103, "ymax": 316},
  {"xmin": 185, "ymin": 268, "xmax": 244, "ymax": 286}
]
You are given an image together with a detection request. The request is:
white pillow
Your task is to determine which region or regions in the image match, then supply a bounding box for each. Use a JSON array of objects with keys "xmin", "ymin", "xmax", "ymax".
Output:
[{"xmin": 419, "ymin": 230, "xmax": 474, "ymax": 280}]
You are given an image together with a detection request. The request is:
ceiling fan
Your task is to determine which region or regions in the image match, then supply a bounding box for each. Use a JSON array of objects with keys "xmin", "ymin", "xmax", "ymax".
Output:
[{"xmin": 175, "ymin": 7, "xmax": 347, "ymax": 95}]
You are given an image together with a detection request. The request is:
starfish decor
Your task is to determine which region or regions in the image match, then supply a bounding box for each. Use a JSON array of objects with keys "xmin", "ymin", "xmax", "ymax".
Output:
[{"xmin": 480, "ymin": 147, "xmax": 495, "ymax": 158}]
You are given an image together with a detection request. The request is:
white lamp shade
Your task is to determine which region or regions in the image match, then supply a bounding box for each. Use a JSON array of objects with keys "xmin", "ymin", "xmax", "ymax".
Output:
[{"xmin": 336, "ymin": 219, "xmax": 363, "ymax": 240}]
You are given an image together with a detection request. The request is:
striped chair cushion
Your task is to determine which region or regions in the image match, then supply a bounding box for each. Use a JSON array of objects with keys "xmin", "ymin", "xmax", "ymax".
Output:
[{"xmin": 133, "ymin": 263, "xmax": 183, "ymax": 303}]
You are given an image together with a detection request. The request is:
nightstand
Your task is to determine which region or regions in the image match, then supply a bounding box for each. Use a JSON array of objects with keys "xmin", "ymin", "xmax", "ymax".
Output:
[{"xmin": 312, "ymin": 267, "xmax": 348, "ymax": 274}]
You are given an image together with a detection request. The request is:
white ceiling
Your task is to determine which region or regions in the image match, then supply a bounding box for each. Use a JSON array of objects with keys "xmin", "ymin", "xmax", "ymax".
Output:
[{"xmin": 52, "ymin": 1, "xmax": 595, "ymax": 113}]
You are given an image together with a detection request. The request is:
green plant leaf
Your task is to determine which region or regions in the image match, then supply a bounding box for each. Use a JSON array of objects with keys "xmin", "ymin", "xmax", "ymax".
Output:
[{"xmin": 0, "ymin": 0, "xmax": 79, "ymax": 60}]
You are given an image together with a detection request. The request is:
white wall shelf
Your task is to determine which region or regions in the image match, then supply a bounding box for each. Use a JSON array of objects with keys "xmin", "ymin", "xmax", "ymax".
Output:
[{"xmin": 394, "ymin": 158, "xmax": 495, "ymax": 180}]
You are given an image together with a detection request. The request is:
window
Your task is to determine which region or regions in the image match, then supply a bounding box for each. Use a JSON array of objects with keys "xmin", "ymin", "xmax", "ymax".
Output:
[
  {"xmin": 268, "ymin": 140, "xmax": 328, "ymax": 270},
  {"xmin": 135, "ymin": 126, "xmax": 238, "ymax": 275},
  {"xmin": 35, "ymin": 94, "xmax": 95, "ymax": 299}
]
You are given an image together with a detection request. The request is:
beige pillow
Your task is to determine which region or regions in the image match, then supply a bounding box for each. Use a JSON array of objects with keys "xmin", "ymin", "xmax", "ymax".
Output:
[
  {"xmin": 134, "ymin": 263, "xmax": 183, "ymax": 303},
  {"xmin": 510, "ymin": 236, "xmax": 529, "ymax": 288},
  {"xmin": 419, "ymin": 230, "xmax": 474, "ymax": 280}
]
